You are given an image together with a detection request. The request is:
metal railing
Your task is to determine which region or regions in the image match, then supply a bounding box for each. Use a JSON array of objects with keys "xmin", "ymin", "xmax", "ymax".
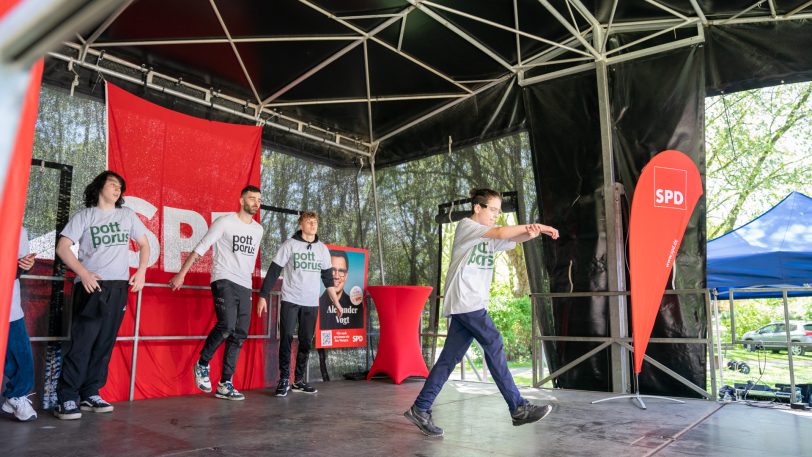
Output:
[
  {"xmin": 21, "ymin": 274, "xmax": 280, "ymax": 401},
  {"xmin": 530, "ymin": 289, "xmax": 717, "ymax": 400},
  {"xmin": 720, "ymin": 287, "xmax": 812, "ymax": 404}
]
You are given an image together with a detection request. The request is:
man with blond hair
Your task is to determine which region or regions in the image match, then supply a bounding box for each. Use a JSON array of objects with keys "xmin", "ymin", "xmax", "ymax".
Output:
[{"xmin": 258, "ymin": 212, "xmax": 343, "ymax": 396}]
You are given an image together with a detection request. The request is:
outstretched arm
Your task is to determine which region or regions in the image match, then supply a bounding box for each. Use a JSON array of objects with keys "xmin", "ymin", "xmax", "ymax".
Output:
[
  {"xmin": 509, "ymin": 224, "xmax": 559, "ymax": 242},
  {"xmin": 483, "ymin": 223, "xmax": 559, "ymax": 242}
]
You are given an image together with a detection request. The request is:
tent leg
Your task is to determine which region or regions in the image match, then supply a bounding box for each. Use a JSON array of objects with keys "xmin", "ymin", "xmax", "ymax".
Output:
[{"xmin": 369, "ymin": 147, "xmax": 386, "ymax": 284}]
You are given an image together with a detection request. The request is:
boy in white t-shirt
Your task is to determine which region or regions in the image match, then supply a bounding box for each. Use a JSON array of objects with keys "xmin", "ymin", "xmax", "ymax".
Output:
[
  {"xmin": 257, "ymin": 212, "xmax": 342, "ymax": 396},
  {"xmin": 404, "ymin": 188, "xmax": 559, "ymax": 437}
]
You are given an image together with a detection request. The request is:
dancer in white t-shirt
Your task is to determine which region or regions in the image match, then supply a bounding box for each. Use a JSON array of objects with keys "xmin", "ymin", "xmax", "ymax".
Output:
[
  {"xmin": 55, "ymin": 171, "xmax": 150, "ymax": 420},
  {"xmin": 170, "ymin": 185, "xmax": 264, "ymax": 401},
  {"xmin": 257, "ymin": 211, "xmax": 342, "ymax": 396},
  {"xmin": 404, "ymin": 188, "xmax": 559, "ymax": 437}
]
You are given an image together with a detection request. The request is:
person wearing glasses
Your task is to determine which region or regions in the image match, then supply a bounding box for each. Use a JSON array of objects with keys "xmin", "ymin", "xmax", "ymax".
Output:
[
  {"xmin": 315, "ymin": 250, "xmax": 357, "ymax": 381},
  {"xmin": 404, "ymin": 188, "xmax": 559, "ymax": 437},
  {"xmin": 318, "ymin": 250, "xmax": 356, "ymax": 330}
]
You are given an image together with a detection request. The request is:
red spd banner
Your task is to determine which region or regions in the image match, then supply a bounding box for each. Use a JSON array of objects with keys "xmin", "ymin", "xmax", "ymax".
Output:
[
  {"xmin": 104, "ymin": 83, "xmax": 263, "ymax": 401},
  {"xmin": 629, "ymin": 150, "xmax": 702, "ymax": 374},
  {"xmin": 316, "ymin": 245, "xmax": 368, "ymax": 349}
]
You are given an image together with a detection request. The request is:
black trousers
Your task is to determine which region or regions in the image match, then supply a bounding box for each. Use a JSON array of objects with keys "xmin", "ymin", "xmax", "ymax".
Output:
[
  {"xmin": 57, "ymin": 280, "xmax": 128, "ymax": 403},
  {"xmin": 279, "ymin": 301, "xmax": 317, "ymax": 381},
  {"xmin": 199, "ymin": 279, "xmax": 252, "ymax": 381}
]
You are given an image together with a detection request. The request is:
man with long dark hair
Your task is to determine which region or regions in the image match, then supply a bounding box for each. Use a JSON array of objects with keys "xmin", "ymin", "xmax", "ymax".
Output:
[
  {"xmin": 54, "ymin": 171, "xmax": 150, "ymax": 420},
  {"xmin": 169, "ymin": 185, "xmax": 264, "ymax": 401}
]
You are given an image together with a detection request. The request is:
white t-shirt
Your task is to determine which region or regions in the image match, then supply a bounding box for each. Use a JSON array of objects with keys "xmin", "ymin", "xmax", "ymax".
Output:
[
  {"xmin": 193, "ymin": 213, "xmax": 264, "ymax": 289},
  {"xmin": 272, "ymin": 238, "xmax": 331, "ymax": 307},
  {"xmin": 9, "ymin": 227, "xmax": 29, "ymax": 322},
  {"xmin": 61, "ymin": 207, "xmax": 147, "ymax": 282},
  {"xmin": 442, "ymin": 218, "xmax": 516, "ymax": 317}
]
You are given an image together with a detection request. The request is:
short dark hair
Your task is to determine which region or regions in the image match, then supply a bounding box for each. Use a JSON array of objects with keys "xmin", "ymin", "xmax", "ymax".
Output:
[
  {"xmin": 84, "ymin": 171, "xmax": 126, "ymax": 208},
  {"xmin": 329, "ymin": 249, "xmax": 348, "ymax": 268},
  {"xmin": 241, "ymin": 185, "xmax": 261, "ymax": 196},
  {"xmin": 469, "ymin": 188, "xmax": 501, "ymax": 211}
]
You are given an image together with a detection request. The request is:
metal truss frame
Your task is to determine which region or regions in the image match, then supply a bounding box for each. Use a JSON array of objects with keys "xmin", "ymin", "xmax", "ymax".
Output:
[{"xmin": 24, "ymin": 0, "xmax": 812, "ymax": 156}]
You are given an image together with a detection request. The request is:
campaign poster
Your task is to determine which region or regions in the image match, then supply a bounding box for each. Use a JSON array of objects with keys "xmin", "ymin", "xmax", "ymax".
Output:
[{"xmin": 316, "ymin": 245, "xmax": 368, "ymax": 348}]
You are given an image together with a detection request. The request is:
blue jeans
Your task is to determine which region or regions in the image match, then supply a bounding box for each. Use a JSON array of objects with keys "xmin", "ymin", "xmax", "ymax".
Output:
[
  {"xmin": 3, "ymin": 318, "xmax": 34, "ymax": 399},
  {"xmin": 414, "ymin": 309, "xmax": 526, "ymax": 413}
]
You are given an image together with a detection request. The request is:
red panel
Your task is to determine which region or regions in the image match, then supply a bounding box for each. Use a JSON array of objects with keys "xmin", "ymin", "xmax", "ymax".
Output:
[
  {"xmin": 0, "ymin": 60, "xmax": 42, "ymax": 382},
  {"xmin": 629, "ymin": 150, "xmax": 703, "ymax": 374},
  {"xmin": 104, "ymin": 83, "xmax": 263, "ymax": 401}
]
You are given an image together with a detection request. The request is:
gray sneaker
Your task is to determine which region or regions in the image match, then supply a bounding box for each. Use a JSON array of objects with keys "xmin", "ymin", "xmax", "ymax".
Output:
[
  {"xmin": 403, "ymin": 405, "xmax": 443, "ymax": 437},
  {"xmin": 511, "ymin": 403, "xmax": 552, "ymax": 426},
  {"xmin": 214, "ymin": 381, "xmax": 245, "ymax": 401},
  {"xmin": 194, "ymin": 362, "xmax": 212, "ymax": 393}
]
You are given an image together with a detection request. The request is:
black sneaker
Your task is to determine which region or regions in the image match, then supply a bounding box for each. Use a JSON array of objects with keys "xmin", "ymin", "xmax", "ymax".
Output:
[
  {"xmin": 511, "ymin": 403, "xmax": 552, "ymax": 426},
  {"xmin": 54, "ymin": 400, "xmax": 82, "ymax": 420},
  {"xmin": 403, "ymin": 405, "xmax": 443, "ymax": 437},
  {"xmin": 214, "ymin": 381, "xmax": 245, "ymax": 401},
  {"xmin": 291, "ymin": 380, "xmax": 317, "ymax": 394},
  {"xmin": 80, "ymin": 395, "xmax": 114, "ymax": 413},
  {"xmin": 274, "ymin": 379, "xmax": 290, "ymax": 397}
]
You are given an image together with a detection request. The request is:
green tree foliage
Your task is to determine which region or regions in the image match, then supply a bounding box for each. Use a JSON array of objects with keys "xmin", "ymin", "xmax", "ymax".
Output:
[
  {"xmin": 707, "ymin": 81, "xmax": 812, "ymax": 345},
  {"xmin": 706, "ymin": 82, "xmax": 812, "ymax": 239}
]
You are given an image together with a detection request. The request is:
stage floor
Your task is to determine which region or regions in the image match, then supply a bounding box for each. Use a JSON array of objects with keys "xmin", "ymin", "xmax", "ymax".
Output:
[{"xmin": 2, "ymin": 379, "xmax": 810, "ymax": 456}]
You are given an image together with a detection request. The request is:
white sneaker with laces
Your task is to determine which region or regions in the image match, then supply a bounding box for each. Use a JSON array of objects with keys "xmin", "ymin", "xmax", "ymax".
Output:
[{"xmin": 2, "ymin": 395, "xmax": 37, "ymax": 421}]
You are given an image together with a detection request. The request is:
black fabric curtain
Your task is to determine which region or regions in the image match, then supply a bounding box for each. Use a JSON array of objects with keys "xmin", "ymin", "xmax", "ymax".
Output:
[
  {"xmin": 524, "ymin": 45, "xmax": 707, "ymax": 396},
  {"xmin": 524, "ymin": 72, "xmax": 611, "ymax": 391},
  {"xmin": 611, "ymin": 47, "xmax": 707, "ymax": 397},
  {"xmin": 706, "ymin": 22, "xmax": 812, "ymax": 96}
]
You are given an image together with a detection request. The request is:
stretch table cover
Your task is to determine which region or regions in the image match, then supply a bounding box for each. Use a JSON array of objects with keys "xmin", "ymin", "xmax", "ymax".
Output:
[{"xmin": 367, "ymin": 285, "xmax": 432, "ymax": 384}]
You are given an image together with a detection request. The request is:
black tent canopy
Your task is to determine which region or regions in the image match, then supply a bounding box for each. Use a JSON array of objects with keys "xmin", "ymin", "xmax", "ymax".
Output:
[{"xmin": 42, "ymin": 0, "xmax": 812, "ymax": 167}]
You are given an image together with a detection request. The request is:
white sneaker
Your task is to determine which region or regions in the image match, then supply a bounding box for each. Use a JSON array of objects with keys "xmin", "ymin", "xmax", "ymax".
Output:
[
  {"xmin": 2, "ymin": 395, "xmax": 37, "ymax": 421},
  {"xmin": 194, "ymin": 363, "xmax": 212, "ymax": 393}
]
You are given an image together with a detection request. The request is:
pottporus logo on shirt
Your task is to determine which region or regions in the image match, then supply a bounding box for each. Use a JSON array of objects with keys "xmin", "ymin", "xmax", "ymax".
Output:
[
  {"xmin": 90, "ymin": 223, "xmax": 129, "ymax": 248},
  {"xmin": 293, "ymin": 251, "xmax": 321, "ymax": 271},
  {"xmin": 466, "ymin": 242, "xmax": 494, "ymax": 269},
  {"xmin": 232, "ymin": 235, "xmax": 257, "ymax": 255}
]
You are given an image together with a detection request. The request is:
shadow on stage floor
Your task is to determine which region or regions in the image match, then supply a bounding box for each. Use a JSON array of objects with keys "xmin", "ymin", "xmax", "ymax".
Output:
[{"xmin": 2, "ymin": 379, "xmax": 810, "ymax": 456}]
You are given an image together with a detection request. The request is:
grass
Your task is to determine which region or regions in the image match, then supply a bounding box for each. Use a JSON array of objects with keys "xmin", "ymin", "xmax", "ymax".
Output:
[
  {"xmin": 459, "ymin": 360, "xmax": 535, "ymax": 387},
  {"xmin": 711, "ymin": 346, "xmax": 812, "ymax": 390},
  {"xmin": 461, "ymin": 348, "xmax": 812, "ymax": 395}
]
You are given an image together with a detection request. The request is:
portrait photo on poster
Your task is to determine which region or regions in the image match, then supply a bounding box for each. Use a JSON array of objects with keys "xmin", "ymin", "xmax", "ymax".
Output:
[{"xmin": 317, "ymin": 245, "xmax": 368, "ymax": 348}]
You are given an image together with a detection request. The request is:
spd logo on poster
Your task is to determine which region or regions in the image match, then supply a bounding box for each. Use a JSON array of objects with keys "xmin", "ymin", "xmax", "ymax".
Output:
[{"xmin": 653, "ymin": 166, "xmax": 687, "ymax": 210}]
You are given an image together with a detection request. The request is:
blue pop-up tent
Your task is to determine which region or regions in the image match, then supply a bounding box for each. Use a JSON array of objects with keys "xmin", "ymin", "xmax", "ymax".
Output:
[{"xmin": 708, "ymin": 192, "xmax": 812, "ymax": 299}]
